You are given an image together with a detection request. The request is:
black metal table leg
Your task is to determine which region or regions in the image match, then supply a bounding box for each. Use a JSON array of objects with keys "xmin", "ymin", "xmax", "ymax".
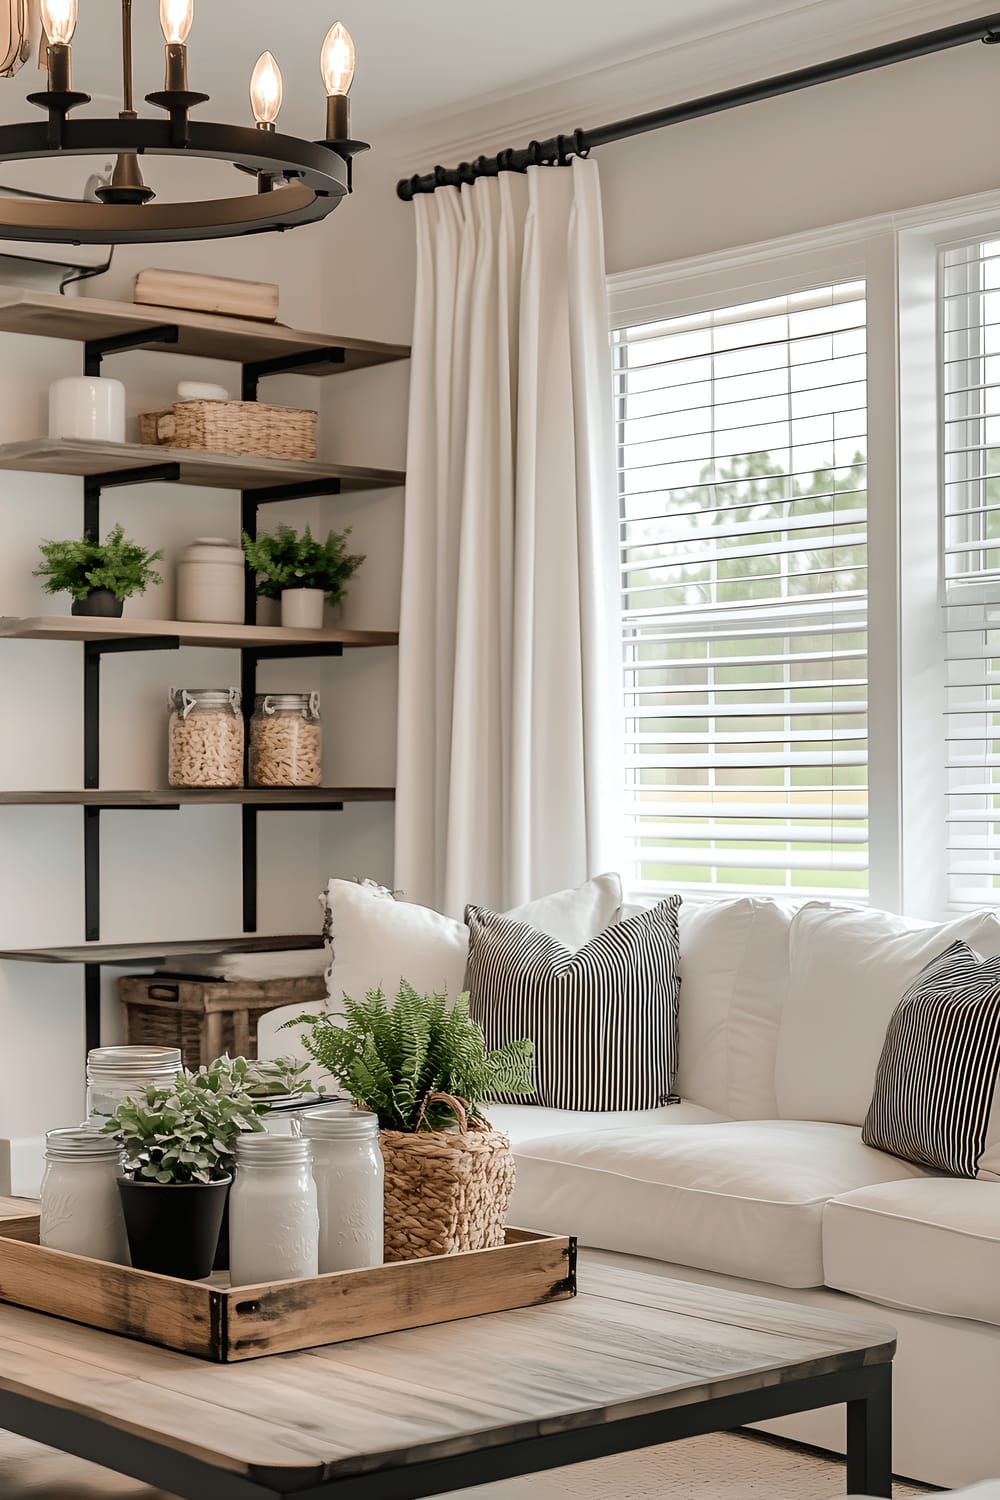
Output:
[{"xmin": 846, "ymin": 1363, "xmax": 893, "ymax": 1497}]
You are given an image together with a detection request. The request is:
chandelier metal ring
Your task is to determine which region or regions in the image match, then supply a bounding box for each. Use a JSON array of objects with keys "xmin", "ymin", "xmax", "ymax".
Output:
[{"xmin": 0, "ymin": 118, "xmax": 357, "ymax": 243}]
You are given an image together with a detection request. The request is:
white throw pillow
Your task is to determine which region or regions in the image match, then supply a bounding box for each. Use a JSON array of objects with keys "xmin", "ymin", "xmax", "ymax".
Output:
[
  {"xmin": 775, "ymin": 902, "xmax": 1000, "ymax": 1126},
  {"xmin": 322, "ymin": 872, "xmax": 623, "ymax": 1010},
  {"xmin": 676, "ymin": 897, "xmax": 793, "ymax": 1120}
]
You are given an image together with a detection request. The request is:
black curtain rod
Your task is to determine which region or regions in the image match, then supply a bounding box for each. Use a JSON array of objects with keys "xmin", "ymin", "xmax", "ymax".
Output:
[{"xmin": 397, "ymin": 10, "xmax": 1000, "ymax": 200}]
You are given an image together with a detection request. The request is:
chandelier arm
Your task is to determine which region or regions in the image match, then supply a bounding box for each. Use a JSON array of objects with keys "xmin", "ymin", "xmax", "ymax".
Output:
[{"xmin": 121, "ymin": 0, "xmax": 134, "ymax": 115}]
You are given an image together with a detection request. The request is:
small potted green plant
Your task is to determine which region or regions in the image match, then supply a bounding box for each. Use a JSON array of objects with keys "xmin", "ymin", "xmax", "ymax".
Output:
[
  {"xmin": 104, "ymin": 1060, "xmax": 263, "ymax": 1279},
  {"xmin": 286, "ymin": 983, "xmax": 534, "ymax": 1261},
  {"xmin": 242, "ymin": 523, "xmax": 364, "ymax": 630},
  {"xmin": 34, "ymin": 523, "xmax": 163, "ymax": 618}
]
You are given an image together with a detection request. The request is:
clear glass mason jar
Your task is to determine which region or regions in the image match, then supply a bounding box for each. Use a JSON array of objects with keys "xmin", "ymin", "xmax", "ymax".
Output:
[
  {"xmin": 86, "ymin": 1045, "xmax": 183, "ymax": 1125},
  {"xmin": 229, "ymin": 1134, "xmax": 319, "ymax": 1286},
  {"xmin": 168, "ymin": 686, "xmax": 244, "ymax": 788},
  {"xmin": 297, "ymin": 1107, "xmax": 383, "ymax": 1273},
  {"xmin": 249, "ymin": 692, "xmax": 321, "ymax": 788},
  {"xmin": 40, "ymin": 1127, "xmax": 130, "ymax": 1265}
]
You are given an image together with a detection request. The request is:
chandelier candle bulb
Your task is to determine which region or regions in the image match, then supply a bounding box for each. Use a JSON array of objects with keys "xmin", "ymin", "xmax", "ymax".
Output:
[
  {"xmin": 321, "ymin": 22, "xmax": 355, "ymax": 141},
  {"xmin": 250, "ymin": 52, "xmax": 282, "ymax": 131},
  {"xmin": 159, "ymin": 0, "xmax": 193, "ymax": 90}
]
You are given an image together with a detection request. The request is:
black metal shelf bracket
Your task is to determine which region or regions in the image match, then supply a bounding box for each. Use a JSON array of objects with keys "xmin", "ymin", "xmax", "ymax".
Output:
[
  {"xmin": 241, "ymin": 346, "xmax": 345, "ymax": 401},
  {"xmin": 246, "ymin": 478, "xmax": 343, "ymax": 504},
  {"xmin": 84, "ymin": 324, "xmax": 180, "ymax": 377},
  {"xmin": 83, "ymin": 461, "xmax": 181, "ymax": 541},
  {"xmin": 84, "ymin": 963, "xmax": 101, "ymax": 1054}
]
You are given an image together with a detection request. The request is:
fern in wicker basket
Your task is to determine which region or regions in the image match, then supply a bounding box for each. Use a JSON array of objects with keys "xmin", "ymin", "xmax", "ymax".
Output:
[
  {"xmin": 286, "ymin": 984, "xmax": 534, "ymax": 1259},
  {"xmin": 285, "ymin": 982, "xmax": 533, "ymax": 1131}
]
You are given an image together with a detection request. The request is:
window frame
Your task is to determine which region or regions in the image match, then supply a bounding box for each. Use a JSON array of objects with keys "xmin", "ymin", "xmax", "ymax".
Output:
[{"xmin": 608, "ymin": 228, "xmax": 902, "ymax": 911}]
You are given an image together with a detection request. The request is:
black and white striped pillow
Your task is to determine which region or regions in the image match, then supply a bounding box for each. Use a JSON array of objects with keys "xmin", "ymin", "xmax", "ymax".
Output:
[
  {"xmin": 464, "ymin": 897, "xmax": 681, "ymax": 1112},
  {"xmin": 862, "ymin": 940, "xmax": 1000, "ymax": 1177}
]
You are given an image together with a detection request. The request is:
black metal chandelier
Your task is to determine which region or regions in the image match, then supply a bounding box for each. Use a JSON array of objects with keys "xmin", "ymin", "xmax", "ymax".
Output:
[{"xmin": 2, "ymin": 0, "xmax": 365, "ymax": 244}]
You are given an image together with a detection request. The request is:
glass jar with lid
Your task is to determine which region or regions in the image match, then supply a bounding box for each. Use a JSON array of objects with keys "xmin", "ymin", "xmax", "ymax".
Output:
[
  {"xmin": 168, "ymin": 686, "xmax": 244, "ymax": 788},
  {"xmin": 229, "ymin": 1133, "xmax": 319, "ymax": 1286},
  {"xmin": 249, "ymin": 692, "xmax": 321, "ymax": 787},
  {"xmin": 86, "ymin": 1045, "xmax": 183, "ymax": 1125},
  {"xmin": 297, "ymin": 1106, "xmax": 383, "ymax": 1273},
  {"xmin": 40, "ymin": 1127, "xmax": 130, "ymax": 1264}
]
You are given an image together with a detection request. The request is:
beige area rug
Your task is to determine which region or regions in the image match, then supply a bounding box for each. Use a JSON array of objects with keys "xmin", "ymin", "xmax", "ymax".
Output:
[{"xmin": 0, "ymin": 1428, "xmax": 935, "ymax": 1499}]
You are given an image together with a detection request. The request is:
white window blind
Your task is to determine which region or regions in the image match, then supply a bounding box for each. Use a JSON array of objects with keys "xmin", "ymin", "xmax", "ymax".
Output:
[
  {"xmin": 615, "ymin": 280, "xmax": 869, "ymax": 901},
  {"xmin": 941, "ymin": 239, "xmax": 1000, "ymax": 909}
]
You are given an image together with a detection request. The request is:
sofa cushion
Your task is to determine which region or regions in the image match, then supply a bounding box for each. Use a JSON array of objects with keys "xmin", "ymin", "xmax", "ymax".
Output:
[
  {"xmin": 676, "ymin": 897, "xmax": 792, "ymax": 1120},
  {"xmin": 466, "ymin": 898, "xmax": 681, "ymax": 1111},
  {"xmin": 862, "ymin": 941, "xmax": 1000, "ymax": 1178},
  {"xmin": 824, "ymin": 1178, "xmax": 1000, "ymax": 1328},
  {"xmin": 321, "ymin": 873, "xmax": 623, "ymax": 1010},
  {"xmin": 506, "ymin": 1119, "xmax": 934, "ymax": 1289},
  {"xmin": 775, "ymin": 903, "xmax": 1000, "ymax": 1126},
  {"xmin": 487, "ymin": 1101, "xmax": 729, "ymax": 1144}
]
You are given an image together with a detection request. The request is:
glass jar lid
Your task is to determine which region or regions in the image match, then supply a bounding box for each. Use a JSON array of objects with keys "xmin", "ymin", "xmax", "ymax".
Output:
[
  {"xmin": 235, "ymin": 1133, "xmax": 313, "ymax": 1165},
  {"xmin": 297, "ymin": 1106, "xmax": 379, "ymax": 1140},
  {"xmin": 169, "ymin": 687, "xmax": 242, "ymax": 717},
  {"xmin": 254, "ymin": 692, "xmax": 320, "ymax": 719},
  {"xmin": 46, "ymin": 1127, "xmax": 124, "ymax": 1160},
  {"xmin": 87, "ymin": 1045, "xmax": 182, "ymax": 1075}
]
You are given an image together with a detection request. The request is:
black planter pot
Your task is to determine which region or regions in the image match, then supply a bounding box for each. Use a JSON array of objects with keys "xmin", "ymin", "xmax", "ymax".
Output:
[
  {"xmin": 72, "ymin": 589, "xmax": 124, "ymax": 618},
  {"xmin": 118, "ymin": 1176, "xmax": 231, "ymax": 1280}
]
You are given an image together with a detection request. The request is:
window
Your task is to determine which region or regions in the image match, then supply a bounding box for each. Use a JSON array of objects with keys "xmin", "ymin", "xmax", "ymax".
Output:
[
  {"xmin": 615, "ymin": 281, "xmax": 869, "ymax": 902},
  {"xmin": 940, "ymin": 238, "xmax": 1000, "ymax": 909}
]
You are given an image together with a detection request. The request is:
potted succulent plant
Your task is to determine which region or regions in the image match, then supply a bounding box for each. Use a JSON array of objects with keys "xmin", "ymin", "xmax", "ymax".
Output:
[
  {"xmin": 103, "ymin": 1060, "xmax": 263, "ymax": 1279},
  {"xmin": 34, "ymin": 524, "xmax": 163, "ymax": 617},
  {"xmin": 287, "ymin": 982, "xmax": 534, "ymax": 1261},
  {"xmin": 242, "ymin": 523, "xmax": 364, "ymax": 630}
]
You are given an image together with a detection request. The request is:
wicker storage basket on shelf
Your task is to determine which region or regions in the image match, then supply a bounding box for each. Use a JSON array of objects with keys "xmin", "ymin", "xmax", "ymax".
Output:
[
  {"xmin": 139, "ymin": 399, "xmax": 317, "ymax": 462},
  {"xmin": 380, "ymin": 1093, "xmax": 516, "ymax": 1261}
]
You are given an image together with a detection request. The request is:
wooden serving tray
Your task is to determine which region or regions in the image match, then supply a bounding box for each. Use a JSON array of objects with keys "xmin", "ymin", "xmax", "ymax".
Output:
[{"xmin": 0, "ymin": 1204, "xmax": 575, "ymax": 1363}]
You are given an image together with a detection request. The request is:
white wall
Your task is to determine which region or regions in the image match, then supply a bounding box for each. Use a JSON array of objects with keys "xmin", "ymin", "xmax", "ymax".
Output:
[{"xmin": 0, "ymin": 155, "xmax": 409, "ymax": 1181}]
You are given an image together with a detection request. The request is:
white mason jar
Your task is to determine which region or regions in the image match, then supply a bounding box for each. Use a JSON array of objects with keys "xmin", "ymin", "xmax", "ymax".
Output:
[
  {"xmin": 40, "ymin": 1128, "xmax": 130, "ymax": 1265},
  {"xmin": 176, "ymin": 537, "xmax": 246, "ymax": 624},
  {"xmin": 85, "ymin": 1045, "xmax": 183, "ymax": 1125},
  {"xmin": 298, "ymin": 1106, "xmax": 383, "ymax": 1273},
  {"xmin": 229, "ymin": 1134, "xmax": 319, "ymax": 1286}
]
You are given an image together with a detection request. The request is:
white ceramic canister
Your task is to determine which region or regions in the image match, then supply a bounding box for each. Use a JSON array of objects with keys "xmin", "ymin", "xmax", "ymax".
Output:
[
  {"xmin": 85, "ymin": 1045, "xmax": 183, "ymax": 1125},
  {"xmin": 40, "ymin": 1127, "xmax": 130, "ymax": 1264},
  {"xmin": 229, "ymin": 1133, "xmax": 319, "ymax": 1286},
  {"xmin": 298, "ymin": 1106, "xmax": 383, "ymax": 1273},
  {"xmin": 176, "ymin": 537, "xmax": 246, "ymax": 624},
  {"xmin": 49, "ymin": 376, "xmax": 126, "ymax": 443}
]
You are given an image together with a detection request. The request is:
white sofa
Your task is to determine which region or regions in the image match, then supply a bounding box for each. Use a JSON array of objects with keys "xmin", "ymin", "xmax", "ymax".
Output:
[{"xmin": 258, "ymin": 894, "xmax": 1000, "ymax": 1490}]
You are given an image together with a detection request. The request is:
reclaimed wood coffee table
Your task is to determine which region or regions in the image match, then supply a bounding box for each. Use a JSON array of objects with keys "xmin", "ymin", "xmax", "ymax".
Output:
[{"xmin": 0, "ymin": 1250, "xmax": 895, "ymax": 1500}]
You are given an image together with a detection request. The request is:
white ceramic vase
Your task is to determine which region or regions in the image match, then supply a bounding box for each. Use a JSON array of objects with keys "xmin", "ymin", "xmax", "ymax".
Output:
[
  {"xmin": 49, "ymin": 377, "xmax": 126, "ymax": 443},
  {"xmin": 281, "ymin": 588, "xmax": 325, "ymax": 630}
]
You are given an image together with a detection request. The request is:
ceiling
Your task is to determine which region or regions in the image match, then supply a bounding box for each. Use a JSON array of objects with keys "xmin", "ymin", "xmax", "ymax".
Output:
[{"xmin": 0, "ymin": 0, "xmax": 944, "ymax": 140}]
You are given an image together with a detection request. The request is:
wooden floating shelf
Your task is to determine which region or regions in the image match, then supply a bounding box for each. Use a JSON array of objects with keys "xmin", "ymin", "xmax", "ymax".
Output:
[
  {"xmin": 0, "ymin": 788, "xmax": 395, "ymax": 808},
  {"xmin": 0, "ymin": 616, "xmax": 398, "ymax": 648},
  {"xmin": 0, "ymin": 438, "xmax": 405, "ymax": 494},
  {"xmin": 0, "ymin": 290, "xmax": 410, "ymax": 374},
  {"xmin": 0, "ymin": 935, "xmax": 324, "ymax": 966}
]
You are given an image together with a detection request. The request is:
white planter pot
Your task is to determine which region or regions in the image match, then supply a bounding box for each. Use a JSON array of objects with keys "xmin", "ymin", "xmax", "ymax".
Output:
[
  {"xmin": 281, "ymin": 588, "xmax": 325, "ymax": 630},
  {"xmin": 49, "ymin": 377, "xmax": 126, "ymax": 443}
]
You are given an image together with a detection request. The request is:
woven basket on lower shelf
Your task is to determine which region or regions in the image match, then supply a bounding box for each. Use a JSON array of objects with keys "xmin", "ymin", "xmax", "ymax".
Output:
[
  {"xmin": 380, "ymin": 1093, "xmax": 516, "ymax": 1262},
  {"xmin": 139, "ymin": 399, "xmax": 317, "ymax": 462},
  {"xmin": 119, "ymin": 973, "xmax": 327, "ymax": 1069}
]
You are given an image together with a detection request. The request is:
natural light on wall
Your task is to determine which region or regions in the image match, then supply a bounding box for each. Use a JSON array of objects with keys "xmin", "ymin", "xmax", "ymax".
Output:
[
  {"xmin": 615, "ymin": 281, "xmax": 869, "ymax": 902},
  {"xmin": 941, "ymin": 239, "xmax": 1000, "ymax": 909}
]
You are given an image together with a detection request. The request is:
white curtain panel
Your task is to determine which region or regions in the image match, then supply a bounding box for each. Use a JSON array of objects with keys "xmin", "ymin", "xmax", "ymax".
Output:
[{"xmin": 395, "ymin": 158, "xmax": 621, "ymax": 917}]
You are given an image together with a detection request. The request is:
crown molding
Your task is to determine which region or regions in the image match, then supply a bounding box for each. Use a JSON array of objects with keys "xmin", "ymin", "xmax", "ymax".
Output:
[{"xmin": 387, "ymin": 0, "xmax": 993, "ymax": 177}]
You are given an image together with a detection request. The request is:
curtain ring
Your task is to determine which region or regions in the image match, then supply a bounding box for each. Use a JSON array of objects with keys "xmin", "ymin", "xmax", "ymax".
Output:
[
  {"xmin": 555, "ymin": 134, "xmax": 571, "ymax": 166},
  {"xmin": 497, "ymin": 147, "xmax": 515, "ymax": 172},
  {"xmin": 409, "ymin": 173, "xmax": 422, "ymax": 196},
  {"xmin": 457, "ymin": 160, "xmax": 476, "ymax": 185},
  {"xmin": 573, "ymin": 128, "xmax": 591, "ymax": 159},
  {"xmin": 434, "ymin": 164, "xmax": 449, "ymax": 187},
  {"xmin": 528, "ymin": 139, "xmax": 543, "ymax": 167}
]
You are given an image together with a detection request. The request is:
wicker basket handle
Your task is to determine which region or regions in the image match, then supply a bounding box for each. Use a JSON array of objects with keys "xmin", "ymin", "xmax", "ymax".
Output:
[{"xmin": 416, "ymin": 1091, "xmax": 469, "ymax": 1133}]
